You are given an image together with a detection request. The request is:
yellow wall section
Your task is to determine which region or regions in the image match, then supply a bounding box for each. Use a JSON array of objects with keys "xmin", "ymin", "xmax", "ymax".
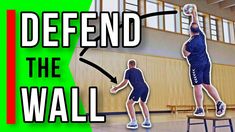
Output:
[{"xmin": 70, "ymin": 47, "xmax": 235, "ymax": 112}]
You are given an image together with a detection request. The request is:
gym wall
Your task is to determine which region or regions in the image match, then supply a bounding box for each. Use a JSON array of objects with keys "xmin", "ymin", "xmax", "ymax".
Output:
[
  {"xmin": 70, "ymin": 47, "xmax": 235, "ymax": 112},
  {"xmin": 73, "ymin": 6, "xmax": 235, "ymax": 112}
]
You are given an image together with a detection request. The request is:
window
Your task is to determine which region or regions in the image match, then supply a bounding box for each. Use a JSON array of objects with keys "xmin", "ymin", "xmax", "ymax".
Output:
[
  {"xmin": 181, "ymin": 9, "xmax": 190, "ymax": 35},
  {"xmin": 210, "ymin": 17, "xmax": 218, "ymax": 41},
  {"xmin": 198, "ymin": 14, "xmax": 205, "ymax": 32},
  {"xmin": 164, "ymin": 3, "xmax": 176, "ymax": 32},
  {"xmin": 125, "ymin": 0, "xmax": 138, "ymax": 12},
  {"xmin": 234, "ymin": 22, "xmax": 235, "ymax": 42},
  {"xmin": 146, "ymin": 0, "xmax": 160, "ymax": 29},
  {"xmin": 223, "ymin": 19, "xmax": 231, "ymax": 43},
  {"xmin": 102, "ymin": 0, "xmax": 124, "ymax": 16},
  {"xmin": 234, "ymin": 22, "xmax": 235, "ymax": 33},
  {"xmin": 103, "ymin": 0, "xmax": 119, "ymax": 12}
]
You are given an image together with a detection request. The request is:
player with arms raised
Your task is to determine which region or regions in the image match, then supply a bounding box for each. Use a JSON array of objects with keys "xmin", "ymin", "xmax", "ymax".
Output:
[{"xmin": 182, "ymin": 4, "xmax": 226, "ymax": 117}]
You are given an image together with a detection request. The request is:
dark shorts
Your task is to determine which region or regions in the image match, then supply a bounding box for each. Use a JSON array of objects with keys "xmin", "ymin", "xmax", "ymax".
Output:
[
  {"xmin": 129, "ymin": 86, "xmax": 149, "ymax": 102},
  {"xmin": 190, "ymin": 62, "xmax": 211, "ymax": 86}
]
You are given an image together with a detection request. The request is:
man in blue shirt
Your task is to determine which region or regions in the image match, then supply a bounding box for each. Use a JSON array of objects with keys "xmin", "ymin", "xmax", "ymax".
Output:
[
  {"xmin": 182, "ymin": 5, "xmax": 226, "ymax": 117},
  {"xmin": 110, "ymin": 59, "xmax": 151, "ymax": 129}
]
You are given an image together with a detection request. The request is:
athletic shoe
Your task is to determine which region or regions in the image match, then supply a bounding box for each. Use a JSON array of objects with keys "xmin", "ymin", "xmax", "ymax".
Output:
[
  {"xmin": 127, "ymin": 120, "xmax": 138, "ymax": 129},
  {"xmin": 193, "ymin": 107, "xmax": 205, "ymax": 117},
  {"xmin": 216, "ymin": 101, "xmax": 226, "ymax": 117},
  {"xmin": 141, "ymin": 119, "xmax": 152, "ymax": 128}
]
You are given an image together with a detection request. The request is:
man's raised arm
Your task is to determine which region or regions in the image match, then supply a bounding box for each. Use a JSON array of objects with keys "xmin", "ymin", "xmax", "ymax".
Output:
[{"xmin": 191, "ymin": 5, "xmax": 199, "ymax": 24}]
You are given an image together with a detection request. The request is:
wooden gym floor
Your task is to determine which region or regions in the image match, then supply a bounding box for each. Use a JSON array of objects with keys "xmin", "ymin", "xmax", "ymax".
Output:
[{"xmin": 92, "ymin": 110, "xmax": 235, "ymax": 132}]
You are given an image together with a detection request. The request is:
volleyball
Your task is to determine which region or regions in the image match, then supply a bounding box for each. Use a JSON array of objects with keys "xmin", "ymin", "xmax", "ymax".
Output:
[{"xmin": 183, "ymin": 4, "xmax": 195, "ymax": 16}]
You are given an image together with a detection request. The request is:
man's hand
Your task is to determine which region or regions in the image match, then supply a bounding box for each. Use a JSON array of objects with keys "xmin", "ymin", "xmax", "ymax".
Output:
[
  {"xmin": 183, "ymin": 50, "xmax": 191, "ymax": 58},
  {"xmin": 182, "ymin": 44, "xmax": 191, "ymax": 58},
  {"xmin": 110, "ymin": 79, "xmax": 128, "ymax": 94},
  {"xmin": 110, "ymin": 86, "xmax": 118, "ymax": 94}
]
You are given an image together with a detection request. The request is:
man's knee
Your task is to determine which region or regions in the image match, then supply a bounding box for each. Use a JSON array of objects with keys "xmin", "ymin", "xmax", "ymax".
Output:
[
  {"xmin": 194, "ymin": 84, "xmax": 202, "ymax": 89},
  {"xmin": 203, "ymin": 83, "xmax": 211, "ymax": 90},
  {"xmin": 126, "ymin": 100, "xmax": 134, "ymax": 106},
  {"xmin": 139, "ymin": 100, "xmax": 144, "ymax": 106},
  {"xmin": 140, "ymin": 100, "xmax": 146, "ymax": 105}
]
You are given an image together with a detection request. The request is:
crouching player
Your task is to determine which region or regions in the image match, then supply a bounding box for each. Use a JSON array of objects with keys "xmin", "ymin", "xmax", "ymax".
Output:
[{"xmin": 110, "ymin": 59, "xmax": 151, "ymax": 129}]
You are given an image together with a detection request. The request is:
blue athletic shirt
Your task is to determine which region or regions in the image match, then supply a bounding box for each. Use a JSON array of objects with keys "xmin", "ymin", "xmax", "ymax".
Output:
[
  {"xmin": 186, "ymin": 29, "xmax": 209, "ymax": 66},
  {"xmin": 125, "ymin": 68, "xmax": 148, "ymax": 89}
]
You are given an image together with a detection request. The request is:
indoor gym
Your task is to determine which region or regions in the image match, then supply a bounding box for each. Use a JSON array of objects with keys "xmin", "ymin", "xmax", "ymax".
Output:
[{"xmin": 70, "ymin": 0, "xmax": 235, "ymax": 131}]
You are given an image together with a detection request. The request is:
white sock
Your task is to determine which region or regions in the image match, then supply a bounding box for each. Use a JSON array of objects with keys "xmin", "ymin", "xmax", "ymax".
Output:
[
  {"xmin": 132, "ymin": 119, "xmax": 137, "ymax": 123},
  {"xmin": 216, "ymin": 100, "xmax": 222, "ymax": 104},
  {"xmin": 145, "ymin": 118, "xmax": 150, "ymax": 122},
  {"xmin": 197, "ymin": 106, "xmax": 203, "ymax": 109}
]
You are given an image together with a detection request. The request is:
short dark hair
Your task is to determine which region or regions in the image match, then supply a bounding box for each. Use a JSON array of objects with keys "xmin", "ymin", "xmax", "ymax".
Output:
[
  {"xmin": 191, "ymin": 22, "xmax": 198, "ymax": 27},
  {"xmin": 129, "ymin": 60, "xmax": 136, "ymax": 66}
]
